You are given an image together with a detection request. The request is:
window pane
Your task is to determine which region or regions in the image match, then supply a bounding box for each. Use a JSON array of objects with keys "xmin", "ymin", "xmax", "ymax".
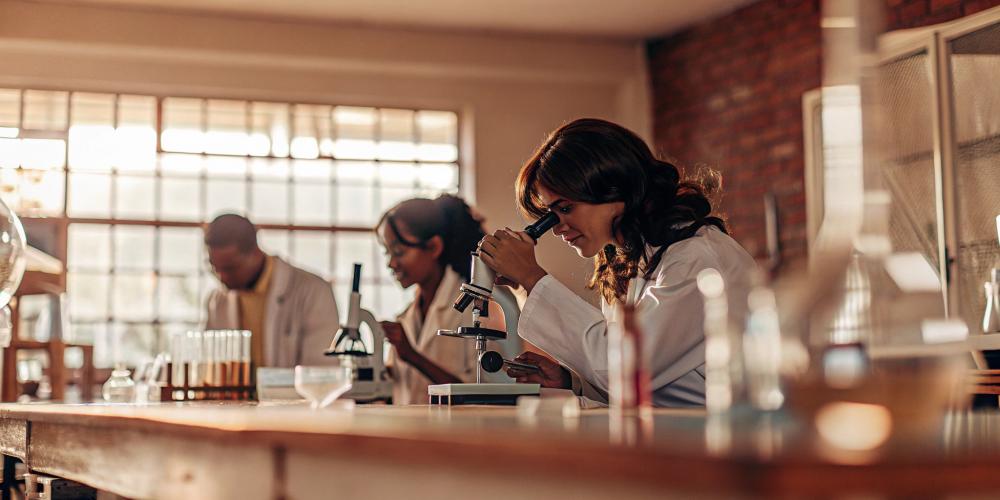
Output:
[
  {"xmin": 335, "ymin": 161, "xmax": 376, "ymax": 226},
  {"xmin": 69, "ymin": 94, "xmax": 114, "ymax": 172},
  {"xmin": 334, "ymin": 233, "xmax": 375, "ymax": 283},
  {"xmin": 0, "ymin": 89, "xmax": 20, "ymax": 129},
  {"xmin": 68, "ymin": 272, "xmax": 110, "ymax": 320},
  {"xmin": 199, "ymin": 273, "xmax": 220, "ymax": 323},
  {"xmin": 336, "ymin": 160, "xmax": 376, "ymax": 184},
  {"xmin": 250, "ymin": 157, "xmax": 289, "ymax": 180},
  {"xmin": 112, "ymin": 272, "xmax": 155, "ymax": 320},
  {"xmin": 291, "ymin": 104, "xmax": 329, "ymax": 159},
  {"xmin": 114, "ymin": 225, "xmax": 155, "ymax": 271},
  {"xmin": 418, "ymin": 163, "xmax": 458, "ymax": 190},
  {"xmin": 379, "ymin": 162, "xmax": 417, "ymax": 187},
  {"xmin": 23, "ymin": 90, "xmax": 68, "ymax": 131},
  {"xmin": 68, "ymin": 322, "xmax": 104, "ymax": 348},
  {"xmin": 378, "ymin": 109, "xmax": 416, "ymax": 160},
  {"xmin": 71, "ymin": 93, "xmax": 114, "ymax": 126},
  {"xmin": 68, "ymin": 224, "xmax": 111, "ymax": 271},
  {"xmin": 17, "ymin": 169, "xmax": 64, "ymax": 215},
  {"xmin": 378, "ymin": 186, "xmax": 413, "ymax": 215},
  {"xmin": 250, "ymin": 181, "xmax": 289, "ymax": 223},
  {"xmin": 68, "ymin": 173, "xmax": 111, "ymax": 218},
  {"xmin": 104, "ymin": 323, "xmax": 157, "ymax": 368},
  {"xmin": 251, "ymin": 102, "xmax": 289, "ymax": 157},
  {"xmin": 115, "ymin": 175, "xmax": 156, "ymax": 219},
  {"xmin": 162, "ymin": 97, "xmax": 203, "ymax": 153},
  {"xmin": 205, "ymin": 178, "xmax": 246, "ymax": 221},
  {"xmin": 333, "ymin": 106, "xmax": 376, "ymax": 159},
  {"xmin": 160, "ymin": 226, "xmax": 202, "ymax": 274},
  {"xmin": 205, "ymin": 155, "xmax": 246, "ymax": 178},
  {"xmin": 69, "ymin": 126, "xmax": 114, "ymax": 171},
  {"xmin": 160, "ymin": 177, "xmax": 201, "ymax": 221},
  {"xmin": 259, "ymin": 229, "xmax": 289, "ymax": 257},
  {"xmin": 0, "ymin": 169, "xmax": 20, "ymax": 210},
  {"xmin": 292, "ymin": 159, "xmax": 331, "ymax": 180},
  {"xmin": 292, "ymin": 182, "xmax": 330, "ymax": 225},
  {"xmin": 21, "ymin": 139, "xmax": 65, "ymax": 170},
  {"xmin": 206, "ymin": 99, "xmax": 248, "ymax": 155},
  {"xmin": 417, "ymin": 111, "xmax": 458, "ymax": 162},
  {"xmin": 113, "ymin": 126, "xmax": 156, "ymax": 172},
  {"xmin": 0, "ymin": 139, "xmax": 19, "ymax": 168},
  {"xmin": 118, "ymin": 95, "xmax": 156, "ymax": 128},
  {"xmin": 160, "ymin": 152, "xmax": 202, "ymax": 176},
  {"xmin": 377, "ymin": 282, "xmax": 411, "ymax": 318},
  {"xmin": 158, "ymin": 275, "xmax": 200, "ymax": 322},
  {"xmin": 336, "ymin": 184, "xmax": 375, "ymax": 227},
  {"xmin": 291, "ymin": 231, "xmax": 331, "ymax": 278}
]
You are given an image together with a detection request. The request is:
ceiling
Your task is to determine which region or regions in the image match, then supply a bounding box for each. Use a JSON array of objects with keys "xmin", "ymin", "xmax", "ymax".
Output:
[{"xmin": 53, "ymin": 0, "xmax": 758, "ymax": 39}]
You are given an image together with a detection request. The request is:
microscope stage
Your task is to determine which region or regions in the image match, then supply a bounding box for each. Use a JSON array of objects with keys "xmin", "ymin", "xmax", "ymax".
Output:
[{"xmin": 428, "ymin": 383, "xmax": 540, "ymax": 406}]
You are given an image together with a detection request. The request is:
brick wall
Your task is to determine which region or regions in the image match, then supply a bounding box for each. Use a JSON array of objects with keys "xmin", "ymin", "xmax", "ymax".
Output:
[{"xmin": 647, "ymin": 0, "xmax": 1000, "ymax": 263}]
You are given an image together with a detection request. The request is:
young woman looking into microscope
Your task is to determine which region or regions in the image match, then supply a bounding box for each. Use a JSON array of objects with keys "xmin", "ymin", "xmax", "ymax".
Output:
[{"xmin": 478, "ymin": 118, "xmax": 757, "ymax": 408}]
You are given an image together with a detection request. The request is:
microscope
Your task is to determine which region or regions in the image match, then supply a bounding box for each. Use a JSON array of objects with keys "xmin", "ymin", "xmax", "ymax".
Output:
[
  {"xmin": 326, "ymin": 263, "xmax": 393, "ymax": 402},
  {"xmin": 428, "ymin": 211, "xmax": 559, "ymax": 405}
]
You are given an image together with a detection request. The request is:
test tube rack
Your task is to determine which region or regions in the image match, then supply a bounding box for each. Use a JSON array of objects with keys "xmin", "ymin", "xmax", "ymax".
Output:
[
  {"xmin": 160, "ymin": 360, "xmax": 255, "ymax": 401},
  {"xmin": 162, "ymin": 330, "xmax": 256, "ymax": 401}
]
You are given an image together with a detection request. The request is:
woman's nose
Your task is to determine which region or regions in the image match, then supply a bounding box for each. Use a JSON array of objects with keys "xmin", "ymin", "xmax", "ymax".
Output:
[{"xmin": 552, "ymin": 217, "xmax": 570, "ymax": 236}]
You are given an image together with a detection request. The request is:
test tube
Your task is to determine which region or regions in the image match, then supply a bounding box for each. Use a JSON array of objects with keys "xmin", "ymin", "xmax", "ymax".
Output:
[
  {"xmin": 226, "ymin": 330, "xmax": 238, "ymax": 398},
  {"xmin": 168, "ymin": 332, "xmax": 182, "ymax": 400},
  {"xmin": 203, "ymin": 331, "xmax": 215, "ymax": 399},
  {"xmin": 241, "ymin": 330, "xmax": 251, "ymax": 399}
]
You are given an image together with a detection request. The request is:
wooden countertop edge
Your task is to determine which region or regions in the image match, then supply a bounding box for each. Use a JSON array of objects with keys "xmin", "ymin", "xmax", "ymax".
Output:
[{"xmin": 4, "ymin": 406, "xmax": 1000, "ymax": 496}]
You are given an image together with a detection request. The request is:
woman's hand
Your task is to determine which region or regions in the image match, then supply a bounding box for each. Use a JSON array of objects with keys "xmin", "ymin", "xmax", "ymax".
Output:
[
  {"xmin": 478, "ymin": 228, "xmax": 547, "ymax": 293},
  {"xmin": 505, "ymin": 351, "xmax": 571, "ymax": 389},
  {"xmin": 380, "ymin": 321, "xmax": 416, "ymax": 362}
]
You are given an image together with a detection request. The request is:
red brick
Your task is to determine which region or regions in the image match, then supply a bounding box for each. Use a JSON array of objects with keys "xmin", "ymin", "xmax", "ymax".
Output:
[
  {"xmin": 648, "ymin": 0, "xmax": 994, "ymax": 257},
  {"xmin": 931, "ymin": 0, "xmax": 961, "ymax": 9},
  {"xmin": 963, "ymin": 0, "xmax": 1000, "ymax": 14}
]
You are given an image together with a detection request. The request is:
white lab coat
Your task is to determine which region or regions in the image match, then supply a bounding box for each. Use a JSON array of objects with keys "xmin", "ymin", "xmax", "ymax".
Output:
[
  {"xmin": 205, "ymin": 257, "xmax": 340, "ymax": 368},
  {"xmin": 387, "ymin": 267, "xmax": 478, "ymax": 404},
  {"xmin": 518, "ymin": 226, "xmax": 756, "ymax": 408}
]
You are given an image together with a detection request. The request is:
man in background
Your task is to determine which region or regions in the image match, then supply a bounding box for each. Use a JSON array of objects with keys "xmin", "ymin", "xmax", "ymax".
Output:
[{"xmin": 203, "ymin": 214, "xmax": 339, "ymax": 367}]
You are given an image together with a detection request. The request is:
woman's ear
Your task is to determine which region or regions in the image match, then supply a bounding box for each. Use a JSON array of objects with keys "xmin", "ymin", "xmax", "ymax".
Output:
[{"xmin": 426, "ymin": 235, "xmax": 444, "ymax": 260}]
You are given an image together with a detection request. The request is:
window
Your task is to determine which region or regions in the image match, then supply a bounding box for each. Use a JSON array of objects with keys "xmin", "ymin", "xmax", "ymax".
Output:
[{"xmin": 0, "ymin": 88, "xmax": 460, "ymax": 367}]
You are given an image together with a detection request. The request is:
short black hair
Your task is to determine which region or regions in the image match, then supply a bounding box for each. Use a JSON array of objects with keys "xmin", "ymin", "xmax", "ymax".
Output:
[{"xmin": 204, "ymin": 214, "xmax": 259, "ymax": 253}]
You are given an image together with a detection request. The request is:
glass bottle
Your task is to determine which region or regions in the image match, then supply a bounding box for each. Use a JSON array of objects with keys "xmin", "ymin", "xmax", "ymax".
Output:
[{"xmin": 102, "ymin": 364, "xmax": 135, "ymax": 403}]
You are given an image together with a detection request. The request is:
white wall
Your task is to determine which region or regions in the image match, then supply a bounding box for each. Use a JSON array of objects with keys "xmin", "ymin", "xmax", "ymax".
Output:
[{"xmin": 0, "ymin": 0, "xmax": 651, "ymax": 304}]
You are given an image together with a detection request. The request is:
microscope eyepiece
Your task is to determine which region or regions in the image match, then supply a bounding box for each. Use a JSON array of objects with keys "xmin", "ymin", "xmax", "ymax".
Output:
[
  {"xmin": 524, "ymin": 211, "xmax": 560, "ymax": 241},
  {"xmin": 351, "ymin": 263, "xmax": 362, "ymax": 293},
  {"xmin": 453, "ymin": 293, "xmax": 475, "ymax": 313}
]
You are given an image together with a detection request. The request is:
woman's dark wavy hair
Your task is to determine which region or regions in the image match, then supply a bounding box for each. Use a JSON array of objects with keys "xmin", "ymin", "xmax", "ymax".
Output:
[
  {"xmin": 516, "ymin": 118, "xmax": 727, "ymax": 304},
  {"xmin": 376, "ymin": 195, "xmax": 486, "ymax": 282}
]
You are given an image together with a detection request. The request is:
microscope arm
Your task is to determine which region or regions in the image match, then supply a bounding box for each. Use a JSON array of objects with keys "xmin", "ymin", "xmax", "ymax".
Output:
[
  {"xmin": 491, "ymin": 286, "xmax": 520, "ymax": 341},
  {"xmin": 359, "ymin": 308, "xmax": 384, "ymax": 365},
  {"xmin": 489, "ymin": 286, "xmax": 523, "ymax": 371}
]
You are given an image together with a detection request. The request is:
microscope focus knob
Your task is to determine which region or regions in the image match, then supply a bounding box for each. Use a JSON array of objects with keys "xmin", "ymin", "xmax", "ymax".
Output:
[{"xmin": 480, "ymin": 350, "xmax": 505, "ymax": 373}]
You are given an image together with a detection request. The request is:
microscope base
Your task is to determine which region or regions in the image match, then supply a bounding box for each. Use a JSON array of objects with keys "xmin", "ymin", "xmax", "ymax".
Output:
[{"xmin": 428, "ymin": 383, "xmax": 540, "ymax": 406}]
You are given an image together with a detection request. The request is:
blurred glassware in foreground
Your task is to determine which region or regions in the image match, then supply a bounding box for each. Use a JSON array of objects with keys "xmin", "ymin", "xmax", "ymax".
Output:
[
  {"xmin": 294, "ymin": 363, "xmax": 354, "ymax": 410},
  {"xmin": 984, "ymin": 269, "xmax": 1000, "ymax": 334},
  {"xmin": 102, "ymin": 366, "xmax": 135, "ymax": 403},
  {"xmin": 0, "ymin": 194, "xmax": 26, "ymax": 348}
]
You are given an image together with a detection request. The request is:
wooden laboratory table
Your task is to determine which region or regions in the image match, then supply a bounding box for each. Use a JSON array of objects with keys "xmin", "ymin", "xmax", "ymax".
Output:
[{"xmin": 0, "ymin": 402, "xmax": 998, "ymax": 499}]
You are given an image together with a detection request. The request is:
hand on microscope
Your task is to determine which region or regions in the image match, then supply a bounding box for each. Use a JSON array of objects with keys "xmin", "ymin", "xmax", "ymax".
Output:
[
  {"xmin": 504, "ymin": 351, "xmax": 571, "ymax": 389},
  {"xmin": 478, "ymin": 228, "xmax": 547, "ymax": 294}
]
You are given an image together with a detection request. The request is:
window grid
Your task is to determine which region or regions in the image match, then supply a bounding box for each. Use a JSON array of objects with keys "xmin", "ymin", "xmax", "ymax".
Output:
[{"xmin": 0, "ymin": 87, "xmax": 455, "ymax": 367}]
